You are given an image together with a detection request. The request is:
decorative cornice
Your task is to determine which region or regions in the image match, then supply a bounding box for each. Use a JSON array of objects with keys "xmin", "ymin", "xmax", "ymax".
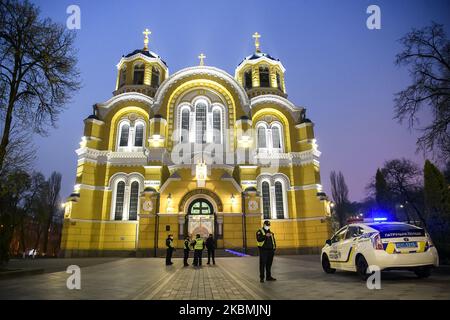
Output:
[
  {"xmin": 250, "ymin": 95, "xmax": 303, "ymax": 115},
  {"xmin": 96, "ymin": 92, "xmax": 154, "ymax": 118}
]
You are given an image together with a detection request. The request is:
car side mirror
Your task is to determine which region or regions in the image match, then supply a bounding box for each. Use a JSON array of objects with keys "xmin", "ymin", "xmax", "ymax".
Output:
[{"xmin": 325, "ymin": 239, "xmax": 332, "ymax": 246}]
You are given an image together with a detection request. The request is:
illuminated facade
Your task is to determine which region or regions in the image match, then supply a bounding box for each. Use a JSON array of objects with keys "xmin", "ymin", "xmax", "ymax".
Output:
[{"xmin": 60, "ymin": 30, "xmax": 332, "ymax": 257}]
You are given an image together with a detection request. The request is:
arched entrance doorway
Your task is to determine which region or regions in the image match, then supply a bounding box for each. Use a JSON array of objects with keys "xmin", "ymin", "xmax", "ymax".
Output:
[{"xmin": 185, "ymin": 198, "xmax": 215, "ymax": 238}]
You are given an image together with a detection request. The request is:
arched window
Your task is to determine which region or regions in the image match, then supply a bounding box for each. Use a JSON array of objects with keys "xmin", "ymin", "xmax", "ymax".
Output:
[
  {"xmin": 133, "ymin": 63, "xmax": 145, "ymax": 85},
  {"xmin": 119, "ymin": 66, "xmax": 127, "ymax": 88},
  {"xmin": 257, "ymin": 126, "xmax": 267, "ymax": 148},
  {"xmin": 119, "ymin": 123, "xmax": 130, "ymax": 147},
  {"xmin": 259, "ymin": 66, "xmax": 270, "ymax": 87},
  {"xmin": 212, "ymin": 109, "xmax": 221, "ymax": 144},
  {"xmin": 114, "ymin": 181, "xmax": 126, "ymax": 220},
  {"xmin": 195, "ymin": 102, "xmax": 207, "ymax": 144},
  {"xmin": 151, "ymin": 66, "xmax": 160, "ymax": 87},
  {"xmin": 244, "ymin": 69, "xmax": 252, "ymax": 89},
  {"xmin": 276, "ymin": 72, "xmax": 282, "ymax": 90},
  {"xmin": 274, "ymin": 181, "xmax": 285, "ymax": 219},
  {"xmin": 134, "ymin": 123, "xmax": 144, "ymax": 147},
  {"xmin": 180, "ymin": 108, "xmax": 190, "ymax": 143},
  {"xmin": 262, "ymin": 181, "xmax": 271, "ymax": 220},
  {"xmin": 272, "ymin": 126, "xmax": 281, "ymax": 149},
  {"xmin": 128, "ymin": 181, "xmax": 139, "ymax": 221}
]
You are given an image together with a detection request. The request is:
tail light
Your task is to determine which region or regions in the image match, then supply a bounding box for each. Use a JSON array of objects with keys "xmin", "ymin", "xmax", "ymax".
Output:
[
  {"xmin": 371, "ymin": 233, "xmax": 384, "ymax": 250},
  {"xmin": 425, "ymin": 232, "xmax": 434, "ymax": 251}
]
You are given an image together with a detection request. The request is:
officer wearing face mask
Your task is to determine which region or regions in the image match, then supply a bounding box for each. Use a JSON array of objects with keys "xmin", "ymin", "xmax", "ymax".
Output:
[
  {"xmin": 165, "ymin": 234, "xmax": 175, "ymax": 266},
  {"xmin": 256, "ymin": 220, "xmax": 277, "ymax": 282}
]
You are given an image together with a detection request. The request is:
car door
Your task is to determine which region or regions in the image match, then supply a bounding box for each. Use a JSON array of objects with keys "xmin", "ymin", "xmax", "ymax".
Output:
[
  {"xmin": 328, "ymin": 226, "xmax": 348, "ymax": 263},
  {"xmin": 337, "ymin": 226, "xmax": 361, "ymax": 267}
]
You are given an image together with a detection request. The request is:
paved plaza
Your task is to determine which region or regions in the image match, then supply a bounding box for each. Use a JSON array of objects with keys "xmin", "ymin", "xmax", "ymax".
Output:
[{"xmin": 1, "ymin": 255, "xmax": 449, "ymax": 300}]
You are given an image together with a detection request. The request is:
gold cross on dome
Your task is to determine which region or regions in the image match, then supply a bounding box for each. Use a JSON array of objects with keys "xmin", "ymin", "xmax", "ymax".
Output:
[
  {"xmin": 252, "ymin": 32, "xmax": 261, "ymax": 53},
  {"xmin": 143, "ymin": 28, "xmax": 151, "ymax": 50},
  {"xmin": 198, "ymin": 53, "xmax": 206, "ymax": 66}
]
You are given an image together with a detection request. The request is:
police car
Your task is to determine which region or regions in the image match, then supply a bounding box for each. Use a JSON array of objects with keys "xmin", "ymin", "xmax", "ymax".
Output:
[{"xmin": 321, "ymin": 220, "xmax": 439, "ymax": 279}]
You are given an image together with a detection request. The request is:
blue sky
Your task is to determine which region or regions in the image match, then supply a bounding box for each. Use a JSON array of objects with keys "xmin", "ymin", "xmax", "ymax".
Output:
[{"xmin": 31, "ymin": 0, "xmax": 450, "ymax": 201}]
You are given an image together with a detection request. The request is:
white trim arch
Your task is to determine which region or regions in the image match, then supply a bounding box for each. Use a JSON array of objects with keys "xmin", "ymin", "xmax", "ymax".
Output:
[
  {"xmin": 256, "ymin": 173, "xmax": 290, "ymax": 219},
  {"xmin": 109, "ymin": 172, "xmax": 145, "ymax": 221},
  {"xmin": 255, "ymin": 120, "xmax": 285, "ymax": 153},
  {"xmin": 116, "ymin": 117, "xmax": 147, "ymax": 151}
]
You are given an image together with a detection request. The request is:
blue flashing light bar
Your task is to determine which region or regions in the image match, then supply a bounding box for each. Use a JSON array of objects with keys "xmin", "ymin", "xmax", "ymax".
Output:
[{"xmin": 373, "ymin": 217, "xmax": 388, "ymax": 222}]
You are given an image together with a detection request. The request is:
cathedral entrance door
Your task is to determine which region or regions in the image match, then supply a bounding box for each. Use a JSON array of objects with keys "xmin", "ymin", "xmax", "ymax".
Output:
[{"xmin": 186, "ymin": 199, "xmax": 215, "ymax": 238}]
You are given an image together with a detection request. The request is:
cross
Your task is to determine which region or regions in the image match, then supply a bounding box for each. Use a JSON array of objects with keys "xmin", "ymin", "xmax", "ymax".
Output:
[
  {"xmin": 252, "ymin": 32, "xmax": 261, "ymax": 53},
  {"xmin": 143, "ymin": 28, "xmax": 151, "ymax": 50},
  {"xmin": 198, "ymin": 53, "xmax": 206, "ymax": 66}
]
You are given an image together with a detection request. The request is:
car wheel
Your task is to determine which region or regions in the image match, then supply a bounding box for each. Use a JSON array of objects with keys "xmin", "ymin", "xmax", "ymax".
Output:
[
  {"xmin": 414, "ymin": 266, "xmax": 432, "ymax": 278},
  {"xmin": 356, "ymin": 255, "xmax": 370, "ymax": 281},
  {"xmin": 321, "ymin": 254, "xmax": 336, "ymax": 274}
]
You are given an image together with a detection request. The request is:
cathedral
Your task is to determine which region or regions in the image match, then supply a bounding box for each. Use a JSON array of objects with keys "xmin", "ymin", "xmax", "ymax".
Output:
[{"xmin": 60, "ymin": 30, "xmax": 332, "ymax": 257}]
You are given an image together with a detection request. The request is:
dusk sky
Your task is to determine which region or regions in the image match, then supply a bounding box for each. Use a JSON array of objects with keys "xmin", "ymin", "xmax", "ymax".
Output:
[{"xmin": 31, "ymin": 0, "xmax": 450, "ymax": 202}]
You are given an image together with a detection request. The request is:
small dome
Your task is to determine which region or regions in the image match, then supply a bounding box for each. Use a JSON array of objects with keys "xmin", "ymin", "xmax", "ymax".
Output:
[
  {"xmin": 124, "ymin": 49, "xmax": 168, "ymax": 67},
  {"xmin": 237, "ymin": 51, "xmax": 279, "ymax": 67}
]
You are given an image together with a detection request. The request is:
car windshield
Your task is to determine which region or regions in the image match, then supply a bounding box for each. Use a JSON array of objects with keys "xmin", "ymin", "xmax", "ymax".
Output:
[{"xmin": 369, "ymin": 223, "xmax": 425, "ymax": 238}]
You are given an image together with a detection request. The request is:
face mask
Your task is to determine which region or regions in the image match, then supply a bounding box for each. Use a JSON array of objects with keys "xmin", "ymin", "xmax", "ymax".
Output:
[{"xmin": 264, "ymin": 225, "xmax": 270, "ymax": 231}]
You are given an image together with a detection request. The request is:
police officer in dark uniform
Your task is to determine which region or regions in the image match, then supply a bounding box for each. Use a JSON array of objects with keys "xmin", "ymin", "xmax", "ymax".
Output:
[
  {"xmin": 256, "ymin": 220, "xmax": 277, "ymax": 282},
  {"xmin": 165, "ymin": 234, "xmax": 175, "ymax": 265},
  {"xmin": 183, "ymin": 236, "xmax": 191, "ymax": 266},
  {"xmin": 206, "ymin": 234, "xmax": 216, "ymax": 265},
  {"xmin": 192, "ymin": 234, "xmax": 205, "ymax": 267}
]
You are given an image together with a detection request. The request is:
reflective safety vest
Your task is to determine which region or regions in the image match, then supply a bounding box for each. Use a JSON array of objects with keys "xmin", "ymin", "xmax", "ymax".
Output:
[
  {"xmin": 257, "ymin": 228, "xmax": 276, "ymax": 248},
  {"xmin": 194, "ymin": 238, "xmax": 204, "ymax": 250},
  {"xmin": 167, "ymin": 239, "xmax": 174, "ymax": 248}
]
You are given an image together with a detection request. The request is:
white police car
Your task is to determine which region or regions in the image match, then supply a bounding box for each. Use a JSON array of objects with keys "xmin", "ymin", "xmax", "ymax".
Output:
[{"xmin": 321, "ymin": 221, "xmax": 439, "ymax": 279}]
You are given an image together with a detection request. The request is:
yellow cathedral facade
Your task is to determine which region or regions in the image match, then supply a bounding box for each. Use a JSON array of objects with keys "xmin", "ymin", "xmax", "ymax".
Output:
[{"xmin": 60, "ymin": 30, "xmax": 332, "ymax": 257}]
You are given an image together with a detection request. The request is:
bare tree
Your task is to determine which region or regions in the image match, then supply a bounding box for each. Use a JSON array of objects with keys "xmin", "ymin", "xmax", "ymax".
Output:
[
  {"xmin": 381, "ymin": 159, "xmax": 426, "ymax": 226},
  {"xmin": 330, "ymin": 171, "xmax": 350, "ymax": 228},
  {"xmin": 0, "ymin": 0, "xmax": 80, "ymax": 171},
  {"xmin": 42, "ymin": 171, "xmax": 61, "ymax": 255},
  {"xmin": 394, "ymin": 22, "xmax": 450, "ymax": 162}
]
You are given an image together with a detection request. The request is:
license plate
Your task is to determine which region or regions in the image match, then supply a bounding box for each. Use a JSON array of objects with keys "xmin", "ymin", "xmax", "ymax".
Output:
[{"xmin": 395, "ymin": 241, "xmax": 417, "ymax": 249}]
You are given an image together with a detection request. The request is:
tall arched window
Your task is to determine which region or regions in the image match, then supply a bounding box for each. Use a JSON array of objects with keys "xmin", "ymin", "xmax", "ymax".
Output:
[
  {"xmin": 195, "ymin": 102, "xmax": 207, "ymax": 144},
  {"xmin": 151, "ymin": 66, "xmax": 160, "ymax": 87},
  {"xmin": 119, "ymin": 66, "xmax": 127, "ymax": 88},
  {"xmin": 114, "ymin": 181, "xmax": 126, "ymax": 220},
  {"xmin": 257, "ymin": 126, "xmax": 267, "ymax": 148},
  {"xmin": 274, "ymin": 181, "xmax": 285, "ymax": 219},
  {"xmin": 272, "ymin": 126, "xmax": 281, "ymax": 149},
  {"xmin": 134, "ymin": 123, "xmax": 144, "ymax": 147},
  {"xmin": 244, "ymin": 69, "xmax": 252, "ymax": 89},
  {"xmin": 212, "ymin": 109, "xmax": 221, "ymax": 144},
  {"xmin": 128, "ymin": 181, "xmax": 139, "ymax": 221},
  {"xmin": 259, "ymin": 66, "xmax": 270, "ymax": 87},
  {"xmin": 262, "ymin": 181, "xmax": 271, "ymax": 219},
  {"xmin": 119, "ymin": 123, "xmax": 130, "ymax": 147},
  {"xmin": 276, "ymin": 72, "xmax": 282, "ymax": 90},
  {"xmin": 180, "ymin": 108, "xmax": 190, "ymax": 143},
  {"xmin": 133, "ymin": 63, "xmax": 145, "ymax": 85}
]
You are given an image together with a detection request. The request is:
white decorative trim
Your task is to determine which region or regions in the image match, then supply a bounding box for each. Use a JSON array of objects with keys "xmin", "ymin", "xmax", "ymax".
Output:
[
  {"xmin": 96, "ymin": 92, "xmax": 154, "ymax": 118},
  {"xmin": 251, "ymin": 95, "xmax": 303, "ymax": 116},
  {"xmin": 266, "ymin": 216, "xmax": 326, "ymax": 222},
  {"xmin": 153, "ymin": 66, "xmax": 250, "ymax": 114},
  {"xmin": 74, "ymin": 184, "xmax": 111, "ymax": 192},
  {"xmin": 290, "ymin": 184, "xmax": 323, "ymax": 191},
  {"xmin": 66, "ymin": 218, "xmax": 139, "ymax": 224},
  {"xmin": 295, "ymin": 122, "xmax": 314, "ymax": 129},
  {"xmin": 116, "ymin": 52, "xmax": 168, "ymax": 72}
]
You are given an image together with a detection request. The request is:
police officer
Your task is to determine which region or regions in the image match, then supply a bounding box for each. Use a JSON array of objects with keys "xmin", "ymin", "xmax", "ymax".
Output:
[
  {"xmin": 206, "ymin": 234, "xmax": 216, "ymax": 265},
  {"xmin": 256, "ymin": 220, "xmax": 277, "ymax": 282},
  {"xmin": 192, "ymin": 234, "xmax": 205, "ymax": 267},
  {"xmin": 165, "ymin": 234, "xmax": 175, "ymax": 265},
  {"xmin": 183, "ymin": 236, "xmax": 191, "ymax": 267}
]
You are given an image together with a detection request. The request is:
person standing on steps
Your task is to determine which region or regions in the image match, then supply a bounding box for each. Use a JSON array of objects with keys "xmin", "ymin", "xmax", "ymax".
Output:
[
  {"xmin": 256, "ymin": 220, "xmax": 277, "ymax": 282},
  {"xmin": 192, "ymin": 234, "xmax": 205, "ymax": 267},
  {"xmin": 165, "ymin": 234, "xmax": 175, "ymax": 266},
  {"xmin": 183, "ymin": 236, "xmax": 191, "ymax": 266},
  {"xmin": 206, "ymin": 234, "xmax": 216, "ymax": 265}
]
